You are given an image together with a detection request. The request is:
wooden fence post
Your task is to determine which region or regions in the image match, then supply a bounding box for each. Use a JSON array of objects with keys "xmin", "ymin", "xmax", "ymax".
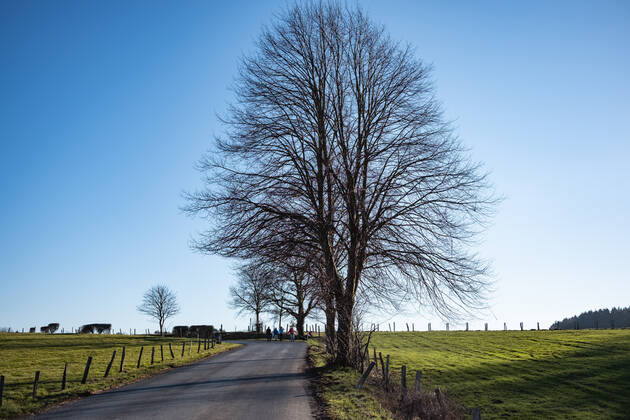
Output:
[
  {"xmin": 0, "ymin": 375, "xmax": 4, "ymax": 407},
  {"xmin": 484, "ymin": 323, "xmax": 488, "ymax": 331},
  {"xmin": 401, "ymin": 365, "xmax": 407, "ymax": 399},
  {"xmin": 189, "ymin": 340, "xmax": 192, "ymax": 355},
  {"xmin": 169, "ymin": 342, "xmax": 174, "ymax": 358},
  {"xmin": 389, "ymin": 323, "xmax": 391, "ymax": 332},
  {"xmin": 355, "ymin": 362, "xmax": 375, "ymax": 389},
  {"xmin": 379, "ymin": 352, "xmax": 385, "ymax": 379},
  {"xmin": 415, "ymin": 371, "xmax": 422, "ymax": 393},
  {"xmin": 33, "ymin": 371, "xmax": 40, "ymax": 398},
  {"xmin": 537, "ymin": 322, "xmax": 540, "ymax": 330},
  {"xmin": 520, "ymin": 322, "xmax": 524, "ymax": 331},
  {"xmin": 472, "ymin": 407, "xmax": 482, "ymax": 420},
  {"xmin": 104, "ymin": 350, "xmax": 116, "ymax": 377},
  {"xmin": 81, "ymin": 357, "xmax": 92, "ymax": 384},
  {"xmin": 412, "ymin": 323, "xmax": 415, "ymax": 331},
  {"xmin": 428, "ymin": 322, "xmax": 431, "ymax": 331},
  {"xmin": 137, "ymin": 346, "xmax": 144, "ymax": 368},
  {"xmin": 181, "ymin": 342, "xmax": 185, "ymax": 357},
  {"xmin": 151, "ymin": 347, "xmax": 155, "ymax": 364},
  {"xmin": 197, "ymin": 338, "xmax": 201, "ymax": 353},
  {"xmin": 393, "ymin": 322, "xmax": 396, "ymax": 332},
  {"xmin": 504, "ymin": 322, "xmax": 507, "ymax": 331},
  {"xmin": 61, "ymin": 362, "xmax": 67, "ymax": 390},
  {"xmin": 120, "ymin": 346, "xmax": 126, "ymax": 372},
  {"xmin": 160, "ymin": 344, "xmax": 164, "ymax": 361},
  {"xmin": 406, "ymin": 323, "xmax": 409, "ymax": 332},
  {"xmin": 446, "ymin": 322, "xmax": 449, "ymax": 331},
  {"xmin": 373, "ymin": 347, "xmax": 378, "ymax": 369},
  {"xmin": 385, "ymin": 354, "xmax": 390, "ymax": 391}
]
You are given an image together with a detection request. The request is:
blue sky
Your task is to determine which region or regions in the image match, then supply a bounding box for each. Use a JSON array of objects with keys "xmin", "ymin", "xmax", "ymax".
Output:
[{"xmin": 1, "ymin": 1, "xmax": 628, "ymax": 333}]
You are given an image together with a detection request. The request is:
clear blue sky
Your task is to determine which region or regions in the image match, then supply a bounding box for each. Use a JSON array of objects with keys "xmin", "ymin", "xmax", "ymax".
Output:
[{"xmin": 1, "ymin": 1, "xmax": 628, "ymax": 333}]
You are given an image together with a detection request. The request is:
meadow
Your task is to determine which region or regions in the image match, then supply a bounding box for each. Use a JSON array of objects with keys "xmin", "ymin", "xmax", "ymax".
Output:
[
  {"xmin": 310, "ymin": 329, "xmax": 630, "ymax": 419},
  {"xmin": 0, "ymin": 333, "xmax": 239, "ymax": 419}
]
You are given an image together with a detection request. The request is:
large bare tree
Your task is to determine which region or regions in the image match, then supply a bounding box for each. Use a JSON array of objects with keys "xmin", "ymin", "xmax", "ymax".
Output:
[
  {"xmin": 186, "ymin": 2, "xmax": 495, "ymax": 365},
  {"xmin": 137, "ymin": 285, "xmax": 180, "ymax": 336}
]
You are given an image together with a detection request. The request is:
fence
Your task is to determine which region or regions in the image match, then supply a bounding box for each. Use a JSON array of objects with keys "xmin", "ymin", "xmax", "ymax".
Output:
[
  {"xmin": 356, "ymin": 345, "xmax": 483, "ymax": 419},
  {"xmin": 0, "ymin": 334, "xmax": 224, "ymax": 408}
]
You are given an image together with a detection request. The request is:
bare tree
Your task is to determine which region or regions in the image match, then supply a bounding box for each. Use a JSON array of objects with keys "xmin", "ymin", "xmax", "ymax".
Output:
[
  {"xmin": 186, "ymin": 2, "xmax": 496, "ymax": 365},
  {"xmin": 137, "ymin": 285, "xmax": 180, "ymax": 336},
  {"xmin": 229, "ymin": 264, "xmax": 272, "ymax": 333}
]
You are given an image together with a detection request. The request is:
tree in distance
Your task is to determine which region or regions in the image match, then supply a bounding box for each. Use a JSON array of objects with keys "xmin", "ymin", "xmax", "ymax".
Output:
[
  {"xmin": 229, "ymin": 264, "xmax": 272, "ymax": 333},
  {"xmin": 137, "ymin": 285, "xmax": 180, "ymax": 336},
  {"xmin": 186, "ymin": 2, "xmax": 496, "ymax": 365}
]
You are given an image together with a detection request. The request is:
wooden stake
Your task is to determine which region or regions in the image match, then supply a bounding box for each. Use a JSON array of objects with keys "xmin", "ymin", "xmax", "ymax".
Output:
[
  {"xmin": 33, "ymin": 371, "xmax": 40, "ymax": 398},
  {"xmin": 137, "ymin": 346, "xmax": 144, "ymax": 368},
  {"xmin": 120, "ymin": 346, "xmax": 126, "ymax": 372},
  {"xmin": 160, "ymin": 344, "xmax": 164, "ymax": 361},
  {"xmin": 181, "ymin": 341, "xmax": 185, "ymax": 357},
  {"xmin": 0, "ymin": 375, "xmax": 4, "ymax": 407},
  {"xmin": 385, "ymin": 354, "xmax": 390, "ymax": 391},
  {"xmin": 355, "ymin": 362, "xmax": 375, "ymax": 389},
  {"xmin": 61, "ymin": 363, "xmax": 67, "ymax": 390},
  {"xmin": 401, "ymin": 365, "xmax": 407, "ymax": 398},
  {"xmin": 169, "ymin": 342, "xmax": 174, "ymax": 358},
  {"xmin": 151, "ymin": 347, "xmax": 155, "ymax": 364},
  {"xmin": 81, "ymin": 357, "xmax": 92, "ymax": 384},
  {"xmin": 104, "ymin": 350, "xmax": 117, "ymax": 377}
]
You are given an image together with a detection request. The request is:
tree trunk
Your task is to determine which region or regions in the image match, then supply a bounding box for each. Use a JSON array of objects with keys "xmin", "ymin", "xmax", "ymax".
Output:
[
  {"xmin": 296, "ymin": 314, "xmax": 305, "ymax": 338},
  {"xmin": 255, "ymin": 311, "xmax": 261, "ymax": 333},
  {"xmin": 325, "ymin": 299, "xmax": 336, "ymax": 355},
  {"xmin": 335, "ymin": 296, "xmax": 353, "ymax": 366}
]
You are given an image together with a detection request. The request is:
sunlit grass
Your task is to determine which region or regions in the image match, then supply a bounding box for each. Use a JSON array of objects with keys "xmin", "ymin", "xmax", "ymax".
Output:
[
  {"xmin": 368, "ymin": 329, "xmax": 630, "ymax": 419},
  {"xmin": 0, "ymin": 333, "xmax": 239, "ymax": 419}
]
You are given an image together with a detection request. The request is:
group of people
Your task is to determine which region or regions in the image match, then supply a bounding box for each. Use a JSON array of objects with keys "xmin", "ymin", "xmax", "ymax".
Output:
[{"xmin": 265, "ymin": 325, "xmax": 313, "ymax": 342}]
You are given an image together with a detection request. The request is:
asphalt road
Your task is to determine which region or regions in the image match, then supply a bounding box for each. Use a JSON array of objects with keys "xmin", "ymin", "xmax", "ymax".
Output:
[{"xmin": 35, "ymin": 340, "xmax": 315, "ymax": 420}]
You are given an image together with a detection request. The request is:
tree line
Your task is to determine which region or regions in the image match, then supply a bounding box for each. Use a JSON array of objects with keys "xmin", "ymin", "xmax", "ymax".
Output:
[
  {"xmin": 185, "ymin": 2, "xmax": 495, "ymax": 366},
  {"xmin": 551, "ymin": 307, "xmax": 630, "ymax": 330}
]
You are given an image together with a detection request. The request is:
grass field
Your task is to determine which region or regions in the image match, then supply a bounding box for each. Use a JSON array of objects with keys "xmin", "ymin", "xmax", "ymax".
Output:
[
  {"xmin": 341, "ymin": 329, "xmax": 630, "ymax": 419},
  {"xmin": 0, "ymin": 333, "xmax": 240, "ymax": 419}
]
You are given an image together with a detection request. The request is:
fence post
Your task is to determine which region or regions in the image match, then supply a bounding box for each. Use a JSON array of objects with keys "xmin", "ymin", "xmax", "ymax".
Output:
[
  {"xmin": 412, "ymin": 323, "xmax": 415, "ymax": 331},
  {"xmin": 197, "ymin": 339, "xmax": 201, "ymax": 353},
  {"xmin": 137, "ymin": 346, "xmax": 144, "ymax": 368},
  {"xmin": 373, "ymin": 347, "xmax": 378, "ymax": 369},
  {"xmin": 385, "ymin": 354, "xmax": 390, "ymax": 391},
  {"xmin": 33, "ymin": 371, "xmax": 40, "ymax": 398},
  {"xmin": 151, "ymin": 347, "xmax": 155, "ymax": 364},
  {"xmin": 378, "ymin": 352, "xmax": 385, "ymax": 379},
  {"xmin": 0, "ymin": 375, "xmax": 4, "ymax": 407},
  {"xmin": 537, "ymin": 322, "xmax": 540, "ymax": 330},
  {"xmin": 160, "ymin": 344, "xmax": 164, "ymax": 361},
  {"xmin": 466, "ymin": 322, "xmax": 469, "ymax": 331},
  {"xmin": 120, "ymin": 346, "xmax": 126, "ymax": 372},
  {"xmin": 104, "ymin": 350, "xmax": 116, "ymax": 377},
  {"xmin": 181, "ymin": 342, "xmax": 185, "ymax": 357},
  {"xmin": 401, "ymin": 365, "xmax": 407, "ymax": 399},
  {"xmin": 169, "ymin": 342, "xmax": 174, "ymax": 358},
  {"xmin": 484, "ymin": 323, "xmax": 488, "ymax": 331},
  {"xmin": 472, "ymin": 407, "xmax": 482, "ymax": 420},
  {"xmin": 520, "ymin": 322, "xmax": 524, "ymax": 331},
  {"xmin": 428, "ymin": 322, "xmax": 431, "ymax": 331},
  {"xmin": 61, "ymin": 362, "xmax": 67, "ymax": 390},
  {"xmin": 355, "ymin": 362, "xmax": 375, "ymax": 389},
  {"xmin": 446, "ymin": 322, "xmax": 449, "ymax": 331},
  {"xmin": 415, "ymin": 370, "xmax": 422, "ymax": 394},
  {"xmin": 389, "ymin": 323, "xmax": 391, "ymax": 332},
  {"xmin": 81, "ymin": 357, "xmax": 92, "ymax": 384},
  {"xmin": 406, "ymin": 323, "xmax": 409, "ymax": 332},
  {"xmin": 504, "ymin": 322, "xmax": 507, "ymax": 331},
  {"xmin": 393, "ymin": 322, "xmax": 396, "ymax": 332}
]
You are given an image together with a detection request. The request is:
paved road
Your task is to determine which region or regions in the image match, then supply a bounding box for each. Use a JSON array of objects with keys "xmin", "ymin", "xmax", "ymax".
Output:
[{"xmin": 36, "ymin": 341, "xmax": 314, "ymax": 420}]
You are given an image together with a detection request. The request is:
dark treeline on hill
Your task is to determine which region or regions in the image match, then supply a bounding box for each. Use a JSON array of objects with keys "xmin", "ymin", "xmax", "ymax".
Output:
[{"xmin": 551, "ymin": 307, "xmax": 630, "ymax": 330}]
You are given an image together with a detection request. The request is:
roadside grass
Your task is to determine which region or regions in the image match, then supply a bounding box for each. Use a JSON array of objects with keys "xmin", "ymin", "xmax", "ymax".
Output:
[
  {"xmin": 0, "ymin": 333, "xmax": 240, "ymax": 419},
  {"xmin": 309, "ymin": 330, "xmax": 630, "ymax": 419},
  {"xmin": 308, "ymin": 337, "xmax": 394, "ymax": 420},
  {"xmin": 369, "ymin": 329, "xmax": 630, "ymax": 419}
]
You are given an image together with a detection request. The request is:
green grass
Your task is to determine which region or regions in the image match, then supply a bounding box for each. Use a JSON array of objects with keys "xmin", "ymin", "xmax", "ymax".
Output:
[
  {"xmin": 367, "ymin": 330, "xmax": 630, "ymax": 419},
  {"xmin": 308, "ymin": 337, "xmax": 394, "ymax": 420},
  {"xmin": 0, "ymin": 333, "xmax": 240, "ymax": 419}
]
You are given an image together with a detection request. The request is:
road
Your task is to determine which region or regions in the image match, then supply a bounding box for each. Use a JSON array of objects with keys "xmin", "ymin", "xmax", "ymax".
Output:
[{"xmin": 35, "ymin": 340, "xmax": 315, "ymax": 420}]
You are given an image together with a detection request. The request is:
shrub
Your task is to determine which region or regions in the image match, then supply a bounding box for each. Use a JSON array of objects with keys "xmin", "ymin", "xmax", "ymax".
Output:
[{"xmin": 47, "ymin": 323, "xmax": 60, "ymax": 333}]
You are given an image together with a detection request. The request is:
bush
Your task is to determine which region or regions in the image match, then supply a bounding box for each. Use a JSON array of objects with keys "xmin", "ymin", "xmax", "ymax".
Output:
[
  {"xmin": 79, "ymin": 323, "xmax": 112, "ymax": 334},
  {"xmin": 172, "ymin": 326, "xmax": 189, "ymax": 337},
  {"xmin": 40, "ymin": 326, "xmax": 50, "ymax": 333},
  {"xmin": 47, "ymin": 323, "xmax": 60, "ymax": 333},
  {"xmin": 189, "ymin": 325, "xmax": 214, "ymax": 338}
]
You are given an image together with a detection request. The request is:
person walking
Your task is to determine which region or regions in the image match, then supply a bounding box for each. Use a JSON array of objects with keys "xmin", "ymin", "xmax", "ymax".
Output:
[
  {"xmin": 273, "ymin": 327, "xmax": 278, "ymax": 341},
  {"xmin": 266, "ymin": 326, "xmax": 272, "ymax": 342},
  {"xmin": 288, "ymin": 325, "xmax": 296, "ymax": 342},
  {"xmin": 278, "ymin": 325, "xmax": 284, "ymax": 341}
]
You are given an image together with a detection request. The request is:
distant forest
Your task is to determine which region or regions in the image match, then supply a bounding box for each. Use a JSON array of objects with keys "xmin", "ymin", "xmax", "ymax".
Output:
[{"xmin": 550, "ymin": 306, "xmax": 630, "ymax": 330}]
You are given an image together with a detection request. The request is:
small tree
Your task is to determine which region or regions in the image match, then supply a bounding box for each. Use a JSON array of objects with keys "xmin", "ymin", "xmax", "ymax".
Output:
[
  {"xmin": 137, "ymin": 285, "xmax": 180, "ymax": 336},
  {"xmin": 229, "ymin": 264, "xmax": 272, "ymax": 333}
]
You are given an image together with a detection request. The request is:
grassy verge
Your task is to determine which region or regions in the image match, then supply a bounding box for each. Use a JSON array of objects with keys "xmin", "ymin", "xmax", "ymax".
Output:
[
  {"xmin": 307, "ymin": 337, "xmax": 394, "ymax": 420},
  {"xmin": 308, "ymin": 330, "xmax": 630, "ymax": 419},
  {"xmin": 0, "ymin": 333, "xmax": 240, "ymax": 419}
]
